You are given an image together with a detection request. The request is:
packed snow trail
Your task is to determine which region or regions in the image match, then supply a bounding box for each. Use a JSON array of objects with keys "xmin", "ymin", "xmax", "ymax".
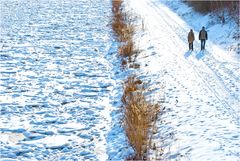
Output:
[
  {"xmin": 0, "ymin": 0, "xmax": 133, "ymax": 160},
  {"xmin": 127, "ymin": 0, "xmax": 240, "ymax": 160}
]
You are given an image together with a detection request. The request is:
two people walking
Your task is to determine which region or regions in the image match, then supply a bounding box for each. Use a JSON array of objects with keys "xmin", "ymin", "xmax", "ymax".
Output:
[{"xmin": 187, "ymin": 26, "xmax": 208, "ymax": 51}]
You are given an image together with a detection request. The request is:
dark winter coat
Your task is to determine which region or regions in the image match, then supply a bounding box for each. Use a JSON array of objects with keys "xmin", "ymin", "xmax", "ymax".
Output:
[
  {"xmin": 188, "ymin": 31, "xmax": 195, "ymax": 43},
  {"xmin": 199, "ymin": 29, "xmax": 208, "ymax": 40}
]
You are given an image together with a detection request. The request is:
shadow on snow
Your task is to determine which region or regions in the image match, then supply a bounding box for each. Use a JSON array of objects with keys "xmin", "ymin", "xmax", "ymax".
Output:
[
  {"xmin": 184, "ymin": 51, "xmax": 192, "ymax": 58},
  {"xmin": 196, "ymin": 50, "xmax": 206, "ymax": 60},
  {"xmin": 184, "ymin": 50, "xmax": 206, "ymax": 60}
]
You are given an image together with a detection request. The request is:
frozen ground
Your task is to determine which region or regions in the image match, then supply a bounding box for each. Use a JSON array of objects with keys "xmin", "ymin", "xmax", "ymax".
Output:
[
  {"xmin": 1, "ymin": 0, "xmax": 239, "ymax": 160},
  {"xmin": 126, "ymin": 0, "xmax": 240, "ymax": 160},
  {"xmin": 0, "ymin": 0, "xmax": 133, "ymax": 160}
]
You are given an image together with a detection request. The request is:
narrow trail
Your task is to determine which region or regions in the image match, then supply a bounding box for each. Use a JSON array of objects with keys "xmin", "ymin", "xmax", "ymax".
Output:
[
  {"xmin": 127, "ymin": 0, "xmax": 240, "ymax": 160},
  {"xmin": 148, "ymin": 1, "xmax": 240, "ymax": 123}
]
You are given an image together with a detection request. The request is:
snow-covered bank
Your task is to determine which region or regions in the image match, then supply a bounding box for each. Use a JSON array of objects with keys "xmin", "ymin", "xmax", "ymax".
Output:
[
  {"xmin": 0, "ymin": 0, "xmax": 133, "ymax": 160},
  {"xmin": 162, "ymin": 0, "xmax": 240, "ymax": 59},
  {"xmin": 126, "ymin": 0, "xmax": 240, "ymax": 160}
]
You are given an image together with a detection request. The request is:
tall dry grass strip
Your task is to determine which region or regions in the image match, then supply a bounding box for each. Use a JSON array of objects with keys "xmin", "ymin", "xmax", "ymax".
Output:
[
  {"xmin": 122, "ymin": 76, "xmax": 160, "ymax": 160},
  {"xmin": 112, "ymin": 0, "xmax": 136, "ymax": 58},
  {"xmin": 111, "ymin": 1, "xmax": 161, "ymax": 160}
]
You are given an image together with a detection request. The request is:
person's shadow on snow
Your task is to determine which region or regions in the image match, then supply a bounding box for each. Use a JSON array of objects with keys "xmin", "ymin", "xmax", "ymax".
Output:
[
  {"xmin": 196, "ymin": 50, "xmax": 205, "ymax": 60},
  {"xmin": 184, "ymin": 51, "xmax": 192, "ymax": 58}
]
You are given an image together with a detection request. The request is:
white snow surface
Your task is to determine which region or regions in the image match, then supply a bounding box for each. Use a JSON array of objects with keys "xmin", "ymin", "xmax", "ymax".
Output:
[
  {"xmin": 0, "ymin": 0, "xmax": 133, "ymax": 160},
  {"xmin": 1, "ymin": 0, "xmax": 239, "ymax": 160},
  {"xmin": 125, "ymin": 0, "xmax": 240, "ymax": 160}
]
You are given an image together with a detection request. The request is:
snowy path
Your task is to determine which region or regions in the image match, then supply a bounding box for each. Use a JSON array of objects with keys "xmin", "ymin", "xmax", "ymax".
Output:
[
  {"xmin": 0, "ymin": 0, "xmax": 132, "ymax": 160},
  {"xmin": 127, "ymin": 0, "xmax": 240, "ymax": 160}
]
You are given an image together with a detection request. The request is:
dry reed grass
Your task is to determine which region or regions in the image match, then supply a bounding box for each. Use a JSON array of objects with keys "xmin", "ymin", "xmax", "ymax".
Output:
[
  {"xmin": 111, "ymin": 1, "xmax": 161, "ymax": 160},
  {"xmin": 122, "ymin": 76, "xmax": 160, "ymax": 160},
  {"xmin": 112, "ymin": 0, "xmax": 137, "ymax": 58}
]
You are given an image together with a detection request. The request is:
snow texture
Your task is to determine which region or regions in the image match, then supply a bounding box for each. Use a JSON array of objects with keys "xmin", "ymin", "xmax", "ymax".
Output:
[
  {"xmin": 0, "ymin": 0, "xmax": 133, "ymax": 160},
  {"xmin": 125, "ymin": 0, "xmax": 239, "ymax": 160},
  {"xmin": 1, "ymin": 0, "xmax": 239, "ymax": 160}
]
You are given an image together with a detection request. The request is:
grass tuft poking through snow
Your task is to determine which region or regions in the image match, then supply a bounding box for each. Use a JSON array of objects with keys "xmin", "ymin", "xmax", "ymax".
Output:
[
  {"xmin": 122, "ymin": 76, "xmax": 160, "ymax": 160},
  {"xmin": 112, "ymin": 0, "xmax": 137, "ymax": 59},
  {"xmin": 112, "ymin": 1, "xmax": 161, "ymax": 160}
]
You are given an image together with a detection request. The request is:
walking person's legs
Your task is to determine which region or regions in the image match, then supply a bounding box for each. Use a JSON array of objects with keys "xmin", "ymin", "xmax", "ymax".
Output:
[
  {"xmin": 201, "ymin": 40, "xmax": 203, "ymax": 50},
  {"xmin": 203, "ymin": 40, "xmax": 206, "ymax": 50},
  {"xmin": 189, "ymin": 42, "xmax": 193, "ymax": 51}
]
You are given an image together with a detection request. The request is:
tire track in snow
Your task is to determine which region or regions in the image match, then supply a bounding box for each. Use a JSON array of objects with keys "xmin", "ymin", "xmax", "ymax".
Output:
[
  {"xmin": 148, "ymin": 1, "xmax": 240, "ymax": 124},
  {"xmin": 149, "ymin": 1, "xmax": 240, "ymax": 101},
  {"xmin": 127, "ymin": 0, "xmax": 240, "ymax": 160}
]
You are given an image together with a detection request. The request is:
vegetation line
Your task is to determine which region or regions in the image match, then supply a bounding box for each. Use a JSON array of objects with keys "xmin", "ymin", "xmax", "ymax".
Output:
[
  {"xmin": 111, "ymin": 0, "xmax": 161, "ymax": 160},
  {"xmin": 185, "ymin": 1, "xmax": 239, "ymax": 24}
]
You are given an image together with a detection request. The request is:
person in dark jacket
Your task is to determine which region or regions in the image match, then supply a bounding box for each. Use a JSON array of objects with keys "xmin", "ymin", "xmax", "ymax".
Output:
[
  {"xmin": 199, "ymin": 26, "xmax": 208, "ymax": 50},
  {"xmin": 188, "ymin": 29, "xmax": 195, "ymax": 51}
]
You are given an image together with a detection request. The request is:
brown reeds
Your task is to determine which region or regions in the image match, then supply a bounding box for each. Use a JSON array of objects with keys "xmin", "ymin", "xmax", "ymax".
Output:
[
  {"xmin": 112, "ymin": 0, "xmax": 136, "ymax": 58},
  {"xmin": 122, "ymin": 76, "xmax": 160, "ymax": 160},
  {"xmin": 185, "ymin": 1, "xmax": 239, "ymax": 24},
  {"xmin": 111, "ymin": 0, "xmax": 161, "ymax": 160}
]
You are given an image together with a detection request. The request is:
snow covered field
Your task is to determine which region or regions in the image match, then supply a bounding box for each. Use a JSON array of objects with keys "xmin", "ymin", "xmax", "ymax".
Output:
[
  {"xmin": 1, "ymin": 0, "xmax": 239, "ymax": 160},
  {"xmin": 126, "ymin": 0, "xmax": 240, "ymax": 160},
  {"xmin": 0, "ymin": 0, "xmax": 133, "ymax": 160}
]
